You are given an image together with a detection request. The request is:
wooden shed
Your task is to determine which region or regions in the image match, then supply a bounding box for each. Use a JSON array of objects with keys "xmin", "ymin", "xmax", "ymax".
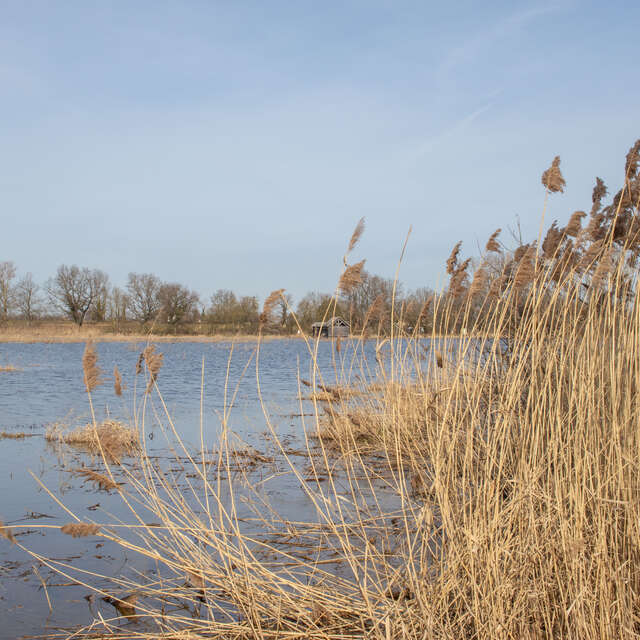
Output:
[{"xmin": 311, "ymin": 316, "xmax": 350, "ymax": 338}]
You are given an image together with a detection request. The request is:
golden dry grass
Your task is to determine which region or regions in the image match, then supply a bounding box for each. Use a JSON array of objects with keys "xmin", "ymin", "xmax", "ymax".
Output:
[{"xmin": 45, "ymin": 419, "xmax": 139, "ymax": 460}]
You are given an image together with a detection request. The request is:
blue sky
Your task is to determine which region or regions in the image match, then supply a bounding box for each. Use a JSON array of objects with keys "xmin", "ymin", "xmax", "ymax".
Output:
[{"xmin": 1, "ymin": 1, "xmax": 638, "ymax": 303}]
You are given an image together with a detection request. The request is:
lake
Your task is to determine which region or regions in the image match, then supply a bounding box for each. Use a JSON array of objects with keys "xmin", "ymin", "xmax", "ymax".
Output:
[{"xmin": 0, "ymin": 338, "xmax": 402, "ymax": 639}]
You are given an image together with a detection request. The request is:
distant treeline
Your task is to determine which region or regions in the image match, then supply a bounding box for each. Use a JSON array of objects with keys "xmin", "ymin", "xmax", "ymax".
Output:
[{"xmin": 0, "ymin": 264, "xmax": 437, "ymax": 335}]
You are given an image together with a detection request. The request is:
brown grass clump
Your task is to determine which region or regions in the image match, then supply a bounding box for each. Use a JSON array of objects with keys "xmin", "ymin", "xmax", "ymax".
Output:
[
  {"xmin": 0, "ymin": 431, "xmax": 28, "ymax": 439},
  {"xmin": 82, "ymin": 341, "xmax": 103, "ymax": 392},
  {"xmin": 46, "ymin": 420, "xmax": 139, "ymax": 459},
  {"xmin": 60, "ymin": 522, "xmax": 101, "ymax": 538}
]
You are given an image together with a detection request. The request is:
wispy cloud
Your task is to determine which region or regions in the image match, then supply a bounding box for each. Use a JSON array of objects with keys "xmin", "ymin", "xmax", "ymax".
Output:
[
  {"xmin": 410, "ymin": 101, "xmax": 494, "ymax": 162},
  {"xmin": 436, "ymin": 3, "xmax": 567, "ymax": 84}
]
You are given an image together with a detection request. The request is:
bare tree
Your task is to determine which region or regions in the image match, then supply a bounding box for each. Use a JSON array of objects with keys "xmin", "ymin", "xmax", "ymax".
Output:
[
  {"xmin": 127, "ymin": 273, "xmax": 162, "ymax": 323},
  {"xmin": 158, "ymin": 283, "xmax": 199, "ymax": 329},
  {"xmin": 0, "ymin": 261, "xmax": 16, "ymax": 320},
  {"xmin": 15, "ymin": 273, "xmax": 41, "ymax": 322},
  {"xmin": 109, "ymin": 286, "xmax": 129, "ymax": 331},
  {"xmin": 47, "ymin": 265, "xmax": 109, "ymax": 326}
]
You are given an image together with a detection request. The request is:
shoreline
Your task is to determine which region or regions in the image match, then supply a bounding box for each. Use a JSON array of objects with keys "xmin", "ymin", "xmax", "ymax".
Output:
[{"xmin": 0, "ymin": 331, "xmax": 301, "ymax": 344}]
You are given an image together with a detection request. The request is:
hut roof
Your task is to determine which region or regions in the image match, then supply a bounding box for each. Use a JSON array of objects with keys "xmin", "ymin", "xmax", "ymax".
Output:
[{"xmin": 311, "ymin": 316, "xmax": 349, "ymax": 329}]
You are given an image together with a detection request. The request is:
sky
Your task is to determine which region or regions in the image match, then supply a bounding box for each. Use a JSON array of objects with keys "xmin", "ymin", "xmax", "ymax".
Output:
[{"xmin": 1, "ymin": 0, "xmax": 639, "ymax": 304}]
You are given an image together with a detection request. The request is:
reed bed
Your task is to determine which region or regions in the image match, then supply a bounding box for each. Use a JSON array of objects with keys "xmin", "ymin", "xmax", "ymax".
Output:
[{"xmin": 10, "ymin": 140, "xmax": 640, "ymax": 639}]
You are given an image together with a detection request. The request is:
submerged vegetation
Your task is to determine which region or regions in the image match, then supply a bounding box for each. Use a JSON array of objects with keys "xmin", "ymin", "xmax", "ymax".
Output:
[{"xmin": 2, "ymin": 139, "xmax": 640, "ymax": 638}]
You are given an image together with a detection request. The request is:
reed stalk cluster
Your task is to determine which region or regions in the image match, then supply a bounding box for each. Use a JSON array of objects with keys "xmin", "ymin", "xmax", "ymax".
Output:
[{"xmin": 9, "ymin": 140, "xmax": 640, "ymax": 639}]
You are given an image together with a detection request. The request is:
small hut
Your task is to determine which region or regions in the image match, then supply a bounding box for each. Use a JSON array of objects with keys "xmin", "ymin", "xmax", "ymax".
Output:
[{"xmin": 311, "ymin": 316, "xmax": 350, "ymax": 338}]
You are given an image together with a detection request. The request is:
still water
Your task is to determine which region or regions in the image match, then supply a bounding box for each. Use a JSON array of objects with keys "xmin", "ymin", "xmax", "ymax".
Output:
[{"xmin": 0, "ymin": 339, "xmax": 390, "ymax": 638}]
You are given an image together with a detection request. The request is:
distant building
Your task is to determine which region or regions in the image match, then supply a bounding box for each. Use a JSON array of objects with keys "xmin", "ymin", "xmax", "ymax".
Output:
[{"xmin": 311, "ymin": 316, "xmax": 350, "ymax": 338}]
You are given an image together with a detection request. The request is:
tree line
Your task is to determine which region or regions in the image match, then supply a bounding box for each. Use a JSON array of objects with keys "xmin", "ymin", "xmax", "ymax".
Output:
[{"xmin": 0, "ymin": 262, "xmax": 438, "ymax": 335}]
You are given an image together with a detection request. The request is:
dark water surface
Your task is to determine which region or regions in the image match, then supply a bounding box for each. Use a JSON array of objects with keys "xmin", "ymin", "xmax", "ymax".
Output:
[{"xmin": 0, "ymin": 339, "xmax": 393, "ymax": 639}]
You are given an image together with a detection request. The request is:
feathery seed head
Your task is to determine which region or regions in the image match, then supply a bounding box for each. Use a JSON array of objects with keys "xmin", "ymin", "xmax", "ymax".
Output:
[
  {"xmin": 338, "ymin": 260, "xmax": 366, "ymax": 295},
  {"xmin": 625, "ymin": 140, "xmax": 640, "ymax": 178},
  {"xmin": 143, "ymin": 345, "xmax": 164, "ymax": 393},
  {"xmin": 446, "ymin": 242, "xmax": 462, "ymax": 275},
  {"xmin": 82, "ymin": 342, "xmax": 103, "ymax": 393},
  {"xmin": 591, "ymin": 177, "xmax": 607, "ymax": 216},
  {"xmin": 541, "ymin": 156, "xmax": 566, "ymax": 193},
  {"xmin": 485, "ymin": 229, "xmax": 502, "ymax": 252},
  {"xmin": 566, "ymin": 211, "xmax": 586, "ymax": 237},
  {"xmin": 347, "ymin": 217, "xmax": 365, "ymax": 255}
]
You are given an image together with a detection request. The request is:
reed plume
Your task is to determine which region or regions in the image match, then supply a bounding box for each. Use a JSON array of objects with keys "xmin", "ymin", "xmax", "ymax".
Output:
[
  {"xmin": 485, "ymin": 229, "xmax": 501, "ymax": 252},
  {"xmin": 542, "ymin": 222, "xmax": 564, "ymax": 258},
  {"xmin": 625, "ymin": 139, "xmax": 640, "ymax": 178},
  {"xmin": 446, "ymin": 241, "xmax": 462, "ymax": 275},
  {"xmin": 469, "ymin": 265, "xmax": 488, "ymax": 296},
  {"xmin": 61, "ymin": 522, "xmax": 101, "ymax": 538},
  {"xmin": 260, "ymin": 288, "xmax": 285, "ymax": 325},
  {"xmin": 513, "ymin": 248, "xmax": 536, "ymax": 290},
  {"xmin": 591, "ymin": 177, "xmax": 608, "ymax": 216},
  {"xmin": 338, "ymin": 260, "xmax": 366, "ymax": 295},
  {"xmin": 82, "ymin": 342, "xmax": 102, "ymax": 393},
  {"xmin": 449, "ymin": 258, "xmax": 470, "ymax": 297},
  {"xmin": 541, "ymin": 155, "xmax": 566, "ymax": 193},
  {"xmin": 487, "ymin": 274, "xmax": 506, "ymax": 298},
  {"xmin": 347, "ymin": 217, "xmax": 365, "ymax": 255},
  {"xmin": 143, "ymin": 345, "xmax": 164, "ymax": 392},
  {"xmin": 590, "ymin": 247, "xmax": 615, "ymax": 289},
  {"xmin": 566, "ymin": 210, "xmax": 586, "ymax": 237},
  {"xmin": 113, "ymin": 365, "xmax": 123, "ymax": 397},
  {"xmin": 513, "ymin": 244, "xmax": 530, "ymax": 262}
]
